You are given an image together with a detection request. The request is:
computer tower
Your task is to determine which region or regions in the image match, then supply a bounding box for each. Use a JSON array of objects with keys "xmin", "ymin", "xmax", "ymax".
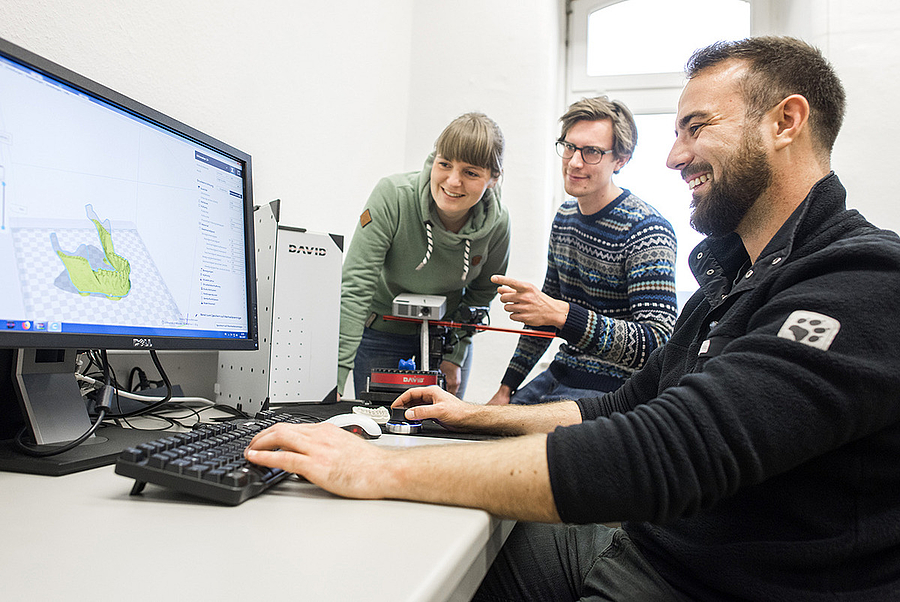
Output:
[{"xmin": 216, "ymin": 200, "xmax": 342, "ymax": 413}]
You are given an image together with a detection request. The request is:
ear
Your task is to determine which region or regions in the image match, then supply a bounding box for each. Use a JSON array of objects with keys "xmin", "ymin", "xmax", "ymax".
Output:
[
  {"xmin": 772, "ymin": 94, "xmax": 810, "ymax": 151},
  {"xmin": 612, "ymin": 154, "xmax": 630, "ymax": 174}
]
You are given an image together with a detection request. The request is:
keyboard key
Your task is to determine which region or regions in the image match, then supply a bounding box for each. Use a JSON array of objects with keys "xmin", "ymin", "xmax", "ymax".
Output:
[
  {"xmin": 223, "ymin": 468, "xmax": 252, "ymax": 488},
  {"xmin": 184, "ymin": 464, "xmax": 210, "ymax": 479},
  {"xmin": 118, "ymin": 447, "xmax": 146, "ymax": 463},
  {"xmin": 166, "ymin": 458, "xmax": 192, "ymax": 474}
]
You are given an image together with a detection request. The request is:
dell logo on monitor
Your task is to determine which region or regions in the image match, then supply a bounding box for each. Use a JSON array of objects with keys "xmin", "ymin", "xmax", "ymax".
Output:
[
  {"xmin": 132, "ymin": 338, "xmax": 153, "ymax": 348},
  {"xmin": 288, "ymin": 244, "xmax": 326, "ymax": 256}
]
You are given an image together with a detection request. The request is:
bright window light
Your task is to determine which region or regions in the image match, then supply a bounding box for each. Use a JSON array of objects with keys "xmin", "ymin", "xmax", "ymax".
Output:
[
  {"xmin": 614, "ymin": 113, "xmax": 705, "ymax": 298},
  {"xmin": 587, "ymin": 0, "xmax": 750, "ymax": 77}
]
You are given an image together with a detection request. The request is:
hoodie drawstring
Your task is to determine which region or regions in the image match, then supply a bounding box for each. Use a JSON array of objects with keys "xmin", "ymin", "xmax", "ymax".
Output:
[
  {"xmin": 415, "ymin": 221, "xmax": 471, "ymax": 281},
  {"xmin": 461, "ymin": 239, "xmax": 471, "ymax": 281},
  {"xmin": 416, "ymin": 221, "xmax": 434, "ymax": 271}
]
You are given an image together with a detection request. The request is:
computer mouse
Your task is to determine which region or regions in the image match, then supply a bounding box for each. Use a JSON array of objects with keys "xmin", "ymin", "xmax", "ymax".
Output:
[{"xmin": 324, "ymin": 413, "xmax": 382, "ymax": 439}]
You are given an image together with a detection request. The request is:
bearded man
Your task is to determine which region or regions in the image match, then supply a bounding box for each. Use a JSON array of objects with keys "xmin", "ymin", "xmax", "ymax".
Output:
[{"xmin": 247, "ymin": 37, "xmax": 900, "ymax": 601}]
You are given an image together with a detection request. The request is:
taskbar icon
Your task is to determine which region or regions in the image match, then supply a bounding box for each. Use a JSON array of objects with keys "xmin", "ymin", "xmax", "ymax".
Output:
[{"xmin": 3, "ymin": 320, "xmax": 63, "ymax": 332}]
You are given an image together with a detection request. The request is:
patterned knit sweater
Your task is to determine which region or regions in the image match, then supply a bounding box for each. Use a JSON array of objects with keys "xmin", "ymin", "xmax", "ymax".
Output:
[{"xmin": 501, "ymin": 190, "xmax": 677, "ymax": 392}]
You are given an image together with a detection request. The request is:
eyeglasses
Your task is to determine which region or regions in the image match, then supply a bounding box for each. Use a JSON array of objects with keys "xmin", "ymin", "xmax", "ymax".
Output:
[{"xmin": 555, "ymin": 140, "xmax": 614, "ymax": 164}]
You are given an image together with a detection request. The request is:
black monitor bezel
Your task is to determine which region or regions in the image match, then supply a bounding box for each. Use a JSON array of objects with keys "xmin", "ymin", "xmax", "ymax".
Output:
[{"xmin": 0, "ymin": 36, "xmax": 258, "ymax": 352}]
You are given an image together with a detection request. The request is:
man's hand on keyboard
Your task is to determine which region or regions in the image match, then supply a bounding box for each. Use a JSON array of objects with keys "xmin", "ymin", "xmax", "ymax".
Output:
[
  {"xmin": 243, "ymin": 401, "xmax": 562, "ymax": 521},
  {"xmin": 244, "ymin": 423, "xmax": 392, "ymax": 499}
]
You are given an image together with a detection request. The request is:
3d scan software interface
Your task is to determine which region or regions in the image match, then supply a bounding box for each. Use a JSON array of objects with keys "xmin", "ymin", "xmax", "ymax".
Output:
[{"xmin": 0, "ymin": 52, "xmax": 250, "ymax": 342}]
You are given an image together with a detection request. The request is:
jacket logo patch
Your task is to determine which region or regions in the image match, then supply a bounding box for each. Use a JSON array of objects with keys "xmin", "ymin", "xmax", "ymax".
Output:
[
  {"xmin": 360, "ymin": 209, "xmax": 372, "ymax": 228},
  {"xmin": 472, "ymin": 255, "xmax": 482, "ymax": 267},
  {"xmin": 777, "ymin": 310, "xmax": 840, "ymax": 351}
]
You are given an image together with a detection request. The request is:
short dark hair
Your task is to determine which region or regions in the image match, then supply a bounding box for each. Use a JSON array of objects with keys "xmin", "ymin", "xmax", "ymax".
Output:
[{"xmin": 686, "ymin": 36, "xmax": 846, "ymax": 158}]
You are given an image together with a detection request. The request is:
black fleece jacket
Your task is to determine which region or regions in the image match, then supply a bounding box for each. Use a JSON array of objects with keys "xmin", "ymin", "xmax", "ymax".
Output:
[{"xmin": 547, "ymin": 174, "xmax": 900, "ymax": 601}]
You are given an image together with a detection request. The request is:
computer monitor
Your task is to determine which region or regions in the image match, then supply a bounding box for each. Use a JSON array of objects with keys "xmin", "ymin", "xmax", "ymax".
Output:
[{"xmin": 0, "ymin": 37, "xmax": 258, "ymax": 474}]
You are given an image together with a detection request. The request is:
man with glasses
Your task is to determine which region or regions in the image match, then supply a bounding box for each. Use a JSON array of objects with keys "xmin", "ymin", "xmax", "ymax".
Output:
[{"xmin": 487, "ymin": 97, "xmax": 678, "ymax": 405}]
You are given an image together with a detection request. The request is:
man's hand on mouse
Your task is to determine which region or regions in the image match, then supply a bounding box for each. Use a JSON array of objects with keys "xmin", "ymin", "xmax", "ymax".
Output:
[
  {"xmin": 244, "ymin": 422, "xmax": 391, "ymax": 499},
  {"xmin": 395, "ymin": 384, "xmax": 585, "ymax": 438},
  {"xmin": 392, "ymin": 385, "xmax": 477, "ymax": 431}
]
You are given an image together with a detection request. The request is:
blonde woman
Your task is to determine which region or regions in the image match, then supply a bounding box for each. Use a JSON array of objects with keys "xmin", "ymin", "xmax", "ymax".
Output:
[{"xmin": 337, "ymin": 113, "xmax": 510, "ymax": 399}]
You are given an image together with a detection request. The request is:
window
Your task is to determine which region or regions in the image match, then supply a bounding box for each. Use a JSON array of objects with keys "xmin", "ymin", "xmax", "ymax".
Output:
[
  {"xmin": 585, "ymin": 0, "xmax": 750, "ymax": 78},
  {"xmin": 567, "ymin": 0, "xmax": 750, "ymax": 299},
  {"xmin": 614, "ymin": 113, "xmax": 705, "ymax": 300}
]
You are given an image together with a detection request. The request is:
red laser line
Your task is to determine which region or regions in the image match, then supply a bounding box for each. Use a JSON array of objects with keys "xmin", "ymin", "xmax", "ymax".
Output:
[{"xmin": 383, "ymin": 315, "xmax": 556, "ymax": 338}]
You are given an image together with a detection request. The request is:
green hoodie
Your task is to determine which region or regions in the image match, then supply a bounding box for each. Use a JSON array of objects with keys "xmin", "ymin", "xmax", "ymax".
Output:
[{"xmin": 337, "ymin": 154, "xmax": 511, "ymax": 394}]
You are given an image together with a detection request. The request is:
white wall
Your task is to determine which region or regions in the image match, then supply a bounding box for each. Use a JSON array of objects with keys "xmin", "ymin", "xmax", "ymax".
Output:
[
  {"xmin": 404, "ymin": 2, "xmax": 563, "ymax": 284},
  {"xmin": 0, "ymin": 1, "xmax": 566, "ymax": 270},
  {"xmin": 0, "ymin": 0, "xmax": 418, "ymax": 239},
  {"xmin": 0, "ymin": 0, "xmax": 566, "ymax": 279},
  {"xmin": 754, "ymin": 0, "xmax": 900, "ymax": 233}
]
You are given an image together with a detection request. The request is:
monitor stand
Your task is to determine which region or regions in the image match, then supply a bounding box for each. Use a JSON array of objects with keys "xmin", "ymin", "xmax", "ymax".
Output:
[
  {"xmin": 12, "ymin": 348, "xmax": 92, "ymax": 445},
  {"xmin": 0, "ymin": 348, "xmax": 164, "ymax": 476}
]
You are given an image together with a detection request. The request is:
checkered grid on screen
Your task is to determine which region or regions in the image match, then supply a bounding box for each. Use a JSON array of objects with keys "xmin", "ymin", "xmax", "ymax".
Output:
[{"xmin": 11, "ymin": 226, "xmax": 181, "ymax": 327}]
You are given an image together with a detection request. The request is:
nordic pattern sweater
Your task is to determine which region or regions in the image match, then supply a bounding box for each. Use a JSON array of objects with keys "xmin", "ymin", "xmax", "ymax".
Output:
[{"xmin": 501, "ymin": 191, "xmax": 677, "ymax": 393}]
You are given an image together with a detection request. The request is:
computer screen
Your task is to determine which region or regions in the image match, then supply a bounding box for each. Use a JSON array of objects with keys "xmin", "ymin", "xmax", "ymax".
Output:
[{"xmin": 0, "ymin": 37, "xmax": 258, "ymax": 473}]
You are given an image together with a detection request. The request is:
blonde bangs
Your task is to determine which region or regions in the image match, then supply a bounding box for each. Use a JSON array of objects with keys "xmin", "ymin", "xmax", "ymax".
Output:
[{"xmin": 434, "ymin": 113, "xmax": 504, "ymax": 178}]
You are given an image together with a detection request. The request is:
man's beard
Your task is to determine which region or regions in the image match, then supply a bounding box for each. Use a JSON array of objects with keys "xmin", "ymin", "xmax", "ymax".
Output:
[{"xmin": 688, "ymin": 128, "xmax": 773, "ymax": 238}]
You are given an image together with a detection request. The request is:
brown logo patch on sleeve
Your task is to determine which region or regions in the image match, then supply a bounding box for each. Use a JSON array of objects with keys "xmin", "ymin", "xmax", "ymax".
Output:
[{"xmin": 360, "ymin": 209, "xmax": 372, "ymax": 228}]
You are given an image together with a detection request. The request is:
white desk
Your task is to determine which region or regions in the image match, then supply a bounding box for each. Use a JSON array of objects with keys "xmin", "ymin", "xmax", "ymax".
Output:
[{"xmin": 0, "ymin": 433, "xmax": 514, "ymax": 602}]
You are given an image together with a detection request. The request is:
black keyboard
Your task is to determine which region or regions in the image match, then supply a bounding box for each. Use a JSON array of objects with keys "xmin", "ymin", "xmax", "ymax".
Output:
[{"xmin": 114, "ymin": 411, "xmax": 315, "ymax": 505}]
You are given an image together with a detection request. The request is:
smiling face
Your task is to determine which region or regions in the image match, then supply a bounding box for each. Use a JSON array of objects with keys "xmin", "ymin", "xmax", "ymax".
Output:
[
  {"xmin": 561, "ymin": 119, "xmax": 629, "ymax": 213},
  {"xmin": 667, "ymin": 60, "xmax": 773, "ymax": 237},
  {"xmin": 429, "ymin": 155, "xmax": 497, "ymax": 231}
]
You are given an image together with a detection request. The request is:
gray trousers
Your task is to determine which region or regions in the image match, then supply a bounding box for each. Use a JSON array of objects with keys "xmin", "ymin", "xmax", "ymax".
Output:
[{"xmin": 473, "ymin": 523, "xmax": 684, "ymax": 601}]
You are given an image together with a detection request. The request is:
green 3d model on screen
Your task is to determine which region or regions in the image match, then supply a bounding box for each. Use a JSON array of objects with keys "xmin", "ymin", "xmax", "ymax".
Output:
[{"xmin": 51, "ymin": 204, "xmax": 132, "ymax": 299}]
